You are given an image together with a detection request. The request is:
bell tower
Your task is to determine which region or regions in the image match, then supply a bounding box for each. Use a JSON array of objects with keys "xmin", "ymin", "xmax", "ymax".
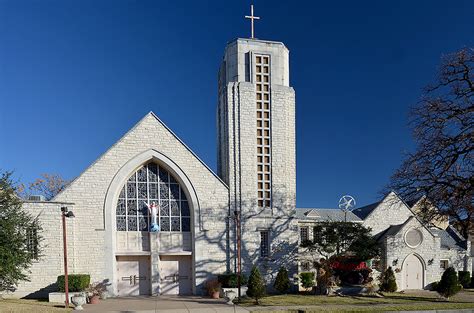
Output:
[{"xmin": 216, "ymin": 36, "xmax": 297, "ymax": 278}]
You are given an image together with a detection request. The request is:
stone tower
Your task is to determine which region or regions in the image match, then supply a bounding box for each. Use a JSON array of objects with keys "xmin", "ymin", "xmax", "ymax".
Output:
[{"xmin": 217, "ymin": 38, "xmax": 297, "ymax": 282}]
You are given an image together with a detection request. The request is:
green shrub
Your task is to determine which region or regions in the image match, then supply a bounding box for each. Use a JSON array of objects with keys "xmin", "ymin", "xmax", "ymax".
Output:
[
  {"xmin": 458, "ymin": 271, "xmax": 470, "ymax": 288},
  {"xmin": 299, "ymin": 272, "xmax": 315, "ymax": 289},
  {"xmin": 273, "ymin": 267, "xmax": 290, "ymax": 294},
  {"xmin": 217, "ymin": 272, "xmax": 248, "ymax": 288},
  {"xmin": 471, "ymin": 275, "xmax": 474, "ymax": 288},
  {"xmin": 246, "ymin": 266, "xmax": 266, "ymax": 304},
  {"xmin": 379, "ymin": 267, "xmax": 397, "ymax": 292},
  {"xmin": 57, "ymin": 274, "xmax": 90, "ymax": 292},
  {"xmin": 430, "ymin": 281, "xmax": 439, "ymax": 291},
  {"xmin": 437, "ymin": 267, "xmax": 461, "ymax": 299}
]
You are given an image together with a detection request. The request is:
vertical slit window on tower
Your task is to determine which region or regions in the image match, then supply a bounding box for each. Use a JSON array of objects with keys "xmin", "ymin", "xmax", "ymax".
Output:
[
  {"xmin": 255, "ymin": 54, "xmax": 271, "ymax": 208},
  {"xmin": 260, "ymin": 230, "xmax": 270, "ymax": 258}
]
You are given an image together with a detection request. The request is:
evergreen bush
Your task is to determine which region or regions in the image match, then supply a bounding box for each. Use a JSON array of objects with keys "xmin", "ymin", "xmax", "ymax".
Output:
[
  {"xmin": 430, "ymin": 281, "xmax": 439, "ymax": 291},
  {"xmin": 458, "ymin": 271, "xmax": 470, "ymax": 288},
  {"xmin": 437, "ymin": 267, "xmax": 461, "ymax": 299},
  {"xmin": 57, "ymin": 274, "xmax": 90, "ymax": 292},
  {"xmin": 379, "ymin": 267, "xmax": 397, "ymax": 292},
  {"xmin": 299, "ymin": 272, "xmax": 315, "ymax": 289},
  {"xmin": 246, "ymin": 266, "xmax": 266, "ymax": 304},
  {"xmin": 273, "ymin": 267, "xmax": 290, "ymax": 294}
]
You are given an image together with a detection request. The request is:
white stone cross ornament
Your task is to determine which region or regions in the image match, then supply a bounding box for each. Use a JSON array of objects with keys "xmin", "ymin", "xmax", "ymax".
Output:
[{"xmin": 245, "ymin": 4, "xmax": 260, "ymax": 39}]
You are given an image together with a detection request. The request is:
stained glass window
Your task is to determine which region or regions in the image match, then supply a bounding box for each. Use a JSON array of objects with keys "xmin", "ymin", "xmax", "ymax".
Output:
[{"xmin": 116, "ymin": 162, "xmax": 191, "ymax": 232}]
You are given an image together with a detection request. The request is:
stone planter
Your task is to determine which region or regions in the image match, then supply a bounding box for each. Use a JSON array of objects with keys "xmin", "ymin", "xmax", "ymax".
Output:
[
  {"xmin": 224, "ymin": 290, "xmax": 237, "ymax": 305},
  {"xmin": 220, "ymin": 286, "xmax": 248, "ymax": 298},
  {"xmin": 71, "ymin": 294, "xmax": 86, "ymax": 310}
]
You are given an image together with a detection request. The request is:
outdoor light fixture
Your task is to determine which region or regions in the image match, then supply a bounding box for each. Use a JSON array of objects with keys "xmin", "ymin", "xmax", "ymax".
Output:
[{"xmin": 61, "ymin": 206, "xmax": 75, "ymax": 308}]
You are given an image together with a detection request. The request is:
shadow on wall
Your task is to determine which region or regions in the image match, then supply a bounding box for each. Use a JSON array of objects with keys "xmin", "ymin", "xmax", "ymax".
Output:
[
  {"xmin": 23, "ymin": 283, "xmax": 57, "ymax": 299},
  {"xmin": 194, "ymin": 190, "xmax": 298, "ymax": 294}
]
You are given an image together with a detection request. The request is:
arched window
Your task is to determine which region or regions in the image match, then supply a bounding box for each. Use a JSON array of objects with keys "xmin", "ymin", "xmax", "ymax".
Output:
[{"xmin": 116, "ymin": 162, "xmax": 191, "ymax": 232}]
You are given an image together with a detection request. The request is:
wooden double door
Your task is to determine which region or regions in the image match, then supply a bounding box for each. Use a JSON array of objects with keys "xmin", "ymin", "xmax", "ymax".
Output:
[
  {"xmin": 160, "ymin": 255, "xmax": 192, "ymax": 295},
  {"xmin": 116, "ymin": 256, "xmax": 151, "ymax": 296}
]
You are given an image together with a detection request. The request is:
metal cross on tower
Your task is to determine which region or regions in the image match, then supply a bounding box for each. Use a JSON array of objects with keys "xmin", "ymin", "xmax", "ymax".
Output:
[{"xmin": 245, "ymin": 4, "xmax": 260, "ymax": 39}]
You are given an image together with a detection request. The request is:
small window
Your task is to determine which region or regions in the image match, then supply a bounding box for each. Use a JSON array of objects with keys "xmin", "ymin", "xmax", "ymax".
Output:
[
  {"xmin": 260, "ymin": 231, "xmax": 270, "ymax": 258},
  {"xmin": 300, "ymin": 226, "xmax": 309, "ymax": 243},
  {"xmin": 313, "ymin": 226, "xmax": 318, "ymax": 242},
  {"xmin": 26, "ymin": 225, "xmax": 39, "ymax": 260},
  {"xmin": 301, "ymin": 261, "xmax": 310, "ymax": 271},
  {"xmin": 440, "ymin": 260, "xmax": 449, "ymax": 270}
]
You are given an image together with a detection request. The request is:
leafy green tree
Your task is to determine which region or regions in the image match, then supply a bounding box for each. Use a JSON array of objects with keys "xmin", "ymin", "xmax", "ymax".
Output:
[
  {"xmin": 273, "ymin": 267, "xmax": 290, "ymax": 294},
  {"xmin": 246, "ymin": 266, "xmax": 266, "ymax": 304},
  {"xmin": 0, "ymin": 171, "xmax": 42, "ymax": 293},
  {"xmin": 437, "ymin": 267, "xmax": 462, "ymax": 299},
  {"xmin": 301, "ymin": 221, "xmax": 380, "ymax": 261},
  {"xmin": 379, "ymin": 267, "xmax": 397, "ymax": 292}
]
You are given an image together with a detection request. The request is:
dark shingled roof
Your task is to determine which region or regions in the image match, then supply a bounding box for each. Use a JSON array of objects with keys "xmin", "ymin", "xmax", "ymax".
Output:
[
  {"xmin": 296, "ymin": 208, "xmax": 362, "ymax": 222},
  {"xmin": 430, "ymin": 226, "xmax": 466, "ymax": 250},
  {"xmin": 352, "ymin": 202, "xmax": 380, "ymax": 219}
]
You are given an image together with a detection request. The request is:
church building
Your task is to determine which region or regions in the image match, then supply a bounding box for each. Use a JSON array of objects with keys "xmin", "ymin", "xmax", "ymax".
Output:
[
  {"xmin": 14, "ymin": 32, "xmax": 471, "ymax": 298},
  {"xmin": 17, "ymin": 36, "xmax": 297, "ymax": 298}
]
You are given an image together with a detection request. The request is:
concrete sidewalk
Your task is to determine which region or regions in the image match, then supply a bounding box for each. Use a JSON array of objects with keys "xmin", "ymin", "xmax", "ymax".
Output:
[{"xmin": 81, "ymin": 295, "xmax": 250, "ymax": 313}]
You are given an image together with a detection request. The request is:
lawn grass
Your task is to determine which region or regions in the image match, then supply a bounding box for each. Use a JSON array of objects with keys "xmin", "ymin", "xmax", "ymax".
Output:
[
  {"xmin": 238, "ymin": 291, "xmax": 474, "ymax": 312},
  {"xmin": 0, "ymin": 299, "xmax": 71, "ymax": 313}
]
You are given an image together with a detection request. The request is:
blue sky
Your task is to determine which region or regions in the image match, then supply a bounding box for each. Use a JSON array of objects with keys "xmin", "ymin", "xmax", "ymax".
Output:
[{"xmin": 1, "ymin": 0, "xmax": 473, "ymax": 208}]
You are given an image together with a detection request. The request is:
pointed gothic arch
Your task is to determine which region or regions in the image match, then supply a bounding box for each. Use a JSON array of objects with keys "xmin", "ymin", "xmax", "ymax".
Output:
[
  {"xmin": 103, "ymin": 149, "xmax": 199, "ymax": 295},
  {"xmin": 401, "ymin": 253, "xmax": 426, "ymax": 290}
]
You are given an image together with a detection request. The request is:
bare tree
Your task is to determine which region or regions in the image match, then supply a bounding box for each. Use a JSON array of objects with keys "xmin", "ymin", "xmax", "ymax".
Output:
[
  {"xmin": 19, "ymin": 173, "xmax": 69, "ymax": 201},
  {"xmin": 388, "ymin": 48, "xmax": 473, "ymax": 237}
]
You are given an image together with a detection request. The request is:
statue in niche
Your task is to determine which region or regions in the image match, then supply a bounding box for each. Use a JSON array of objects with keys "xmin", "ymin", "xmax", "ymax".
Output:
[{"xmin": 144, "ymin": 201, "xmax": 160, "ymax": 232}]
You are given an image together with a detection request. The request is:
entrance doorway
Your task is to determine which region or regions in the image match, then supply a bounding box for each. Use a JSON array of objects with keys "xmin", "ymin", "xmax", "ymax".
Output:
[
  {"xmin": 116, "ymin": 256, "xmax": 151, "ymax": 296},
  {"xmin": 160, "ymin": 255, "xmax": 192, "ymax": 295},
  {"xmin": 403, "ymin": 254, "xmax": 424, "ymax": 289}
]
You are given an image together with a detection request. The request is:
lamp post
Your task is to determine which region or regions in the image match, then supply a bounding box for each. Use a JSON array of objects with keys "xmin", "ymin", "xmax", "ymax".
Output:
[
  {"xmin": 234, "ymin": 210, "xmax": 242, "ymax": 299},
  {"xmin": 61, "ymin": 206, "xmax": 75, "ymax": 308}
]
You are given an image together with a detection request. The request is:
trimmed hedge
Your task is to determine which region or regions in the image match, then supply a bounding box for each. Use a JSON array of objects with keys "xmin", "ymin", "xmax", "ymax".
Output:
[
  {"xmin": 299, "ymin": 272, "xmax": 315, "ymax": 289},
  {"xmin": 458, "ymin": 271, "xmax": 470, "ymax": 288},
  {"xmin": 57, "ymin": 274, "xmax": 90, "ymax": 292},
  {"xmin": 217, "ymin": 273, "xmax": 248, "ymax": 288}
]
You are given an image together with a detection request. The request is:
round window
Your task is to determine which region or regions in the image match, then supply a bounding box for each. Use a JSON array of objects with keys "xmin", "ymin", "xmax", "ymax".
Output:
[{"xmin": 405, "ymin": 228, "xmax": 423, "ymax": 248}]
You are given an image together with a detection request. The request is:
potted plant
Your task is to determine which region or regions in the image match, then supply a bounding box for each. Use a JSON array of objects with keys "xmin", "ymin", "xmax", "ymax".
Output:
[
  {"xmin": 205, "ymin": 279, "xmax": 221, "ymax": 299},
  {"xmin": 85, "ymin": 282, "xmax": 106, "ymax": 304}
]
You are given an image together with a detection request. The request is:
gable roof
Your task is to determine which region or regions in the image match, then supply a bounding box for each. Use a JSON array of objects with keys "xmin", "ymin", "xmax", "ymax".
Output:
[
  {"xmin": 296, "ymin": 208, "xmax": 362, "ymax": 222},
  {"xmin": 375, "ymin": 216, "xmax": 414, "ymax": 241},
  {"xmin": 352, "ymin": 191, "xmax": 415, "ymax": 221},
  {"xmin": 52, "ymin": 112, "xmax": 228, "ymax": 201},
  {"xmin": 431, "ymin": 226, "xmax": 467, "ymax": 250},
  {"xmin": 352, "ymin": 201, "xmax": 380, "ymax": 219}
]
